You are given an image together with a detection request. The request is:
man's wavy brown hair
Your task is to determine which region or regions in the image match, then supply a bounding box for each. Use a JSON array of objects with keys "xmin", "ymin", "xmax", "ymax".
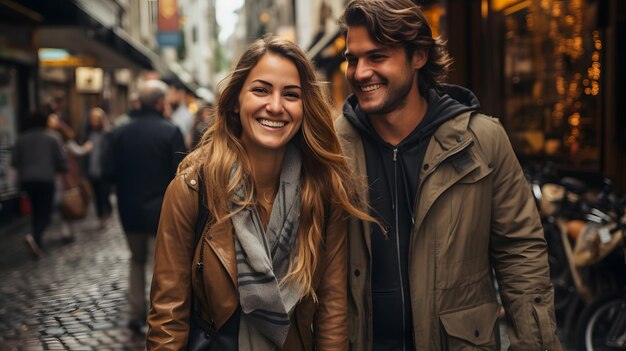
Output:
[
  {"xmin": 339, "ymin": 0, "xmax": 453, "ymax": 95},
  {"xmin": 180, "ymin": 36, "xmax": 371, "ymax": 301}
]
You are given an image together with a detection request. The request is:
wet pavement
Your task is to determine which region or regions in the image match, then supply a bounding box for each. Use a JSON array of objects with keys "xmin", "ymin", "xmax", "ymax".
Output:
[
  {"xmin": 0, "ymin": 211, "xmax": 149, "ymax": 351},
  {"xmin": 0, "ymin": 203, "xmax": 530, "ymax": 350}
]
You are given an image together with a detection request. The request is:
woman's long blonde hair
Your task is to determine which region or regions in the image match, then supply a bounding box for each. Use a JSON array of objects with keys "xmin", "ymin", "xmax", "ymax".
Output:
[{"xmin": 180, "ymin": 36, "xmax": 369, "ymax": 300}]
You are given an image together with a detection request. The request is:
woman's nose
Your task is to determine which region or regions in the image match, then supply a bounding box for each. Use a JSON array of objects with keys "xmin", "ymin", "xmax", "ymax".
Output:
[{"xmin": 266, "ymin": 94, "xmax": 284, "ymax": 114}]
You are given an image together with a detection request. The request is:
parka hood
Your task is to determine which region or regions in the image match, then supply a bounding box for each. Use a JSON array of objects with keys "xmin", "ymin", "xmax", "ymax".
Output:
[{"xmin": 342, "ymin": 83, "xmax": 480, "ymax": 148}]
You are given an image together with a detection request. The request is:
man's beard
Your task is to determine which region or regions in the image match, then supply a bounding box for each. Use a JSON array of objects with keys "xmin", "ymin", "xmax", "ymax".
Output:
[{"xmin": 356, "ymin": 73, "xmax": 415, "ymax": 116}]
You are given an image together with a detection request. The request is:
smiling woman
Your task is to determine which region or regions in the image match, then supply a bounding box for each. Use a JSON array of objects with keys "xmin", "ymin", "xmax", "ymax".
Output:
[
  {"xmin": 236, "ymin": 53, "xmax": 303, "ymax": 155},
  {"xmin": 147, "ymin": 36, "xmax": 374, "ymax": 351}
]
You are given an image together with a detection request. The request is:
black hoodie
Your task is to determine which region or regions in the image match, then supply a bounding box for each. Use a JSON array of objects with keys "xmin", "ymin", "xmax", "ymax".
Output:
[{"xmin": 342, "ymin": 84, "xmax": 480, "ymax": 350}]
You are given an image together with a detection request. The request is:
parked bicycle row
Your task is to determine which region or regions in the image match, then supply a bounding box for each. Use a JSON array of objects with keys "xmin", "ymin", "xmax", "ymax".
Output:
[{"xmin": 524, "ymin": 164, "xmax": 626, "ymax": 350}]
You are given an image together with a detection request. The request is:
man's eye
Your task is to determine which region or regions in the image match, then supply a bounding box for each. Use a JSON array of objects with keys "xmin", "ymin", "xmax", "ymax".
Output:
[{"xmin": 370, "ymin": 55, "xmax": 385, "ymax": 61}]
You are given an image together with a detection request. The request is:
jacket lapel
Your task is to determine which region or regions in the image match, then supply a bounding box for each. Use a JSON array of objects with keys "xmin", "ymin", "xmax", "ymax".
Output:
[
  {"xmin": 414, "ymin": 112, "xmax": 492, "ymax": 230},
  {"xmin": 206, "ymin": 219, "xmax": 238, "ymax": 287}
]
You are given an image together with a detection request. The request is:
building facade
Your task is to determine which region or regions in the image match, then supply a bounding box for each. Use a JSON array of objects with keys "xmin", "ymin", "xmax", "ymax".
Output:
[
  {"xmin": 306, "ymin": 0, "xmax": 625, "ymax": 192},
  {"xmin": 0, "ymin": 0, "xmax": 160, "ymax": 224}
]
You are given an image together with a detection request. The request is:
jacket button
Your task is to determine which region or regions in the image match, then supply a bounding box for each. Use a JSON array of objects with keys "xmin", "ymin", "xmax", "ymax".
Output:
[
  {"xmin": 423, "ymin": 164, "xmax": 429, "ymax": 171},
  {"xmin": 354, "ymin": 269, "xmax": 361, "ymax": 277},
  {"xmin": 534, "ymin": 296, "xmax": 542, "ymax": 303},
  {"xmin": 190, "ymin": 179, "xmax": 197, "ymax": 186},
  {"xmin": 474, "ymin": 330, "xmax": 480, "ymax": 337},
  {"xmin": 207, "ymin": 235, "xmax": 213, "ymax": 240},
  {"xmin": 488, "ymin": 162, "xmax": 494, "ymax": 169},
  {"xmin": 456, "ymin": 136, "xmax": 463, "ymax": 143}
]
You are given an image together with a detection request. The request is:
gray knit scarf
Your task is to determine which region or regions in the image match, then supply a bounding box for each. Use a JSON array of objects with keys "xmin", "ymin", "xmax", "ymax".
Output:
[{"xmin": 232, "ymin": 145, "xmax": 302, "ymax": 350}]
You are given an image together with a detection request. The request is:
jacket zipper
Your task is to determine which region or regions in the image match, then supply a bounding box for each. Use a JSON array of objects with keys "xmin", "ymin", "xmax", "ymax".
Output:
[
  {"xmin": 407, "ymin": 138, "xmax": 474, "ymax": 349},
  {"xmin": 196, "ymin": 233, "xmax": 206, "ymax": 279},
  {"xmin": 393, "ymin": 148, "xmax": 407, "ymax": 351}
]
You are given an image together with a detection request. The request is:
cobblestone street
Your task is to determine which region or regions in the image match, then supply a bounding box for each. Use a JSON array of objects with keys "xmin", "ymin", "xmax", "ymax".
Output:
[
  {"xmin": 0, "ymin": 207, "xmax": 518, "ymax": 351},
  {"xmin": 0, "ymin": 211, "xmax": 150, "ymax": 351}
]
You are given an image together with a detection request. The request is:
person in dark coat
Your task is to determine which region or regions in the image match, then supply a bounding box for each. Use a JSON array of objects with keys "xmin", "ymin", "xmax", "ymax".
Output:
[
  {"xmin": 103, "ymin": 79, "xmax": 186, "ymax": 333},
  {"xmin": 12, "ymin": 109, "xmax": 68, "ymax": 258}
]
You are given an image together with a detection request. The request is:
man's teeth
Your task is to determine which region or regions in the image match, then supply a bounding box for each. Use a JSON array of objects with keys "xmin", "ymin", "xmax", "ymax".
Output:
[
  {"xmin": 361, "ymin": 84, "xmax": 383, "ymax": 92},
  {"xmin": 259, "ymin": 119, "xmax": 286, "ymax": 128}
]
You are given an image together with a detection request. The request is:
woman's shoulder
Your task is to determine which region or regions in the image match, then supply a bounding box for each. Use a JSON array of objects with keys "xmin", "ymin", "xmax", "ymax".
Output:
[{"xmin": 173, "ymin": 164, "xmax": 203, "ymax": 194}]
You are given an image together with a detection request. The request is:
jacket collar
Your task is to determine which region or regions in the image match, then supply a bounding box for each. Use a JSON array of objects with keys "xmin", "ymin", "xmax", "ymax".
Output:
[{"xmin": 431, "ymin": 111, "xmax": 473, "ymax": 152}]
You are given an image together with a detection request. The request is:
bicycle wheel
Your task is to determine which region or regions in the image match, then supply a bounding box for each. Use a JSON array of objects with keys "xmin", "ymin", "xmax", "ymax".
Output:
[{"xmin": 576, "ymin": 293, "xmax": 625, "ymax": 351}]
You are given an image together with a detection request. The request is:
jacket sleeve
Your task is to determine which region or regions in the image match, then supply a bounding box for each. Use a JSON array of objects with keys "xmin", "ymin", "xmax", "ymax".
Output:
[
  {"xmin": 147, "ymin": 173, "xmax": 198, "ymax": 350},
  {"xmin": 488, "ymin": 121, "xmax": 562, "ymax": 350},
  {"xmin": 314, "ymin": 210, "xmax": 349, "ymax": 350}
]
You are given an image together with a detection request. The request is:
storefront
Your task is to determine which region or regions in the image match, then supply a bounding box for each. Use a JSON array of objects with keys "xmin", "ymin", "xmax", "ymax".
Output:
[
  {"xmin": 434, "ymin": 0, "xmax": 624, "ymax": 191},
  {"xmin": 0, "ymin": 4, "xmax": 39, "ymax": 223}
]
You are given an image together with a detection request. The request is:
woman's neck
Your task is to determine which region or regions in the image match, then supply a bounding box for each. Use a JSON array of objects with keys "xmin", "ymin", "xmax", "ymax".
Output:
[
  {"xmin": 248, "ymin": 148, "xmax": 284, "ymax": 199},
  {"xmin": 248, "ymin": 148, "xmax": 284, "ymax": 229},
  {"xmin": 250, "ymin": 152, "xmax": 285, "ymax": 189}
]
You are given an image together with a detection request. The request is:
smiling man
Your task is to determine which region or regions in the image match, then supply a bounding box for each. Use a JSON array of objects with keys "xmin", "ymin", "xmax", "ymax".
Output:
[{"xmin": 335, "ymin": 0, "xmax": 562, "ymax": 350}]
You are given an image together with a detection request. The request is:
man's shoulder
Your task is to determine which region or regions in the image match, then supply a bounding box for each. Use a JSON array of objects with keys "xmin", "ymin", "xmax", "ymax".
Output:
[
  {"xmin": 120, "ymin": 115, "xmax": 177, "ymax": 133},
  {"xmin": 465, "ymin": 112, "xmax": 507, "ymax": 141},
  {"xmin": 334, "ymin": 114, "xmax": 359, "ymax": 142},
  {"xmin": 469, "ymin": 113, "xmax": 501, "ymax": 128}
]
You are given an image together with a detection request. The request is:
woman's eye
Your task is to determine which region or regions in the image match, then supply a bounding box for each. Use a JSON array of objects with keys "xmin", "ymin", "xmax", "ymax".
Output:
[
  {"xmin": 284, "ymin": 92, "xmax": 300, "ymax": 99},
  {"xmin": 251, "ymin": 87, "xmax": 268, "ymax": 94}
]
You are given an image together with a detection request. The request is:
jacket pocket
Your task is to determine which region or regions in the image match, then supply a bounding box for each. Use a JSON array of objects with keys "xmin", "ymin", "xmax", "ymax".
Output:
[{"xmin": 439, "ymin": 302, "xmax": 499, "ymax": 351}]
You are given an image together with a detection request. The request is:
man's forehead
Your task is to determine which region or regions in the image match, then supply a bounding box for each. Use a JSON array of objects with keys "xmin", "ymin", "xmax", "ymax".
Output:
[{"xmin": 345, "ymin": 26, "xmax": 386, "ymax": 54}]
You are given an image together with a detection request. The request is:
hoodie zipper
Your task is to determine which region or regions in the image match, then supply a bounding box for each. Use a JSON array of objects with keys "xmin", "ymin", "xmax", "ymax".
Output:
[
  {"xmin": 393, "ymin": 147, "xmax": 407, "ymax": 351},
  {"xmin": 406, "ymin": 138, "xmax": 475, "ymax": 349}
]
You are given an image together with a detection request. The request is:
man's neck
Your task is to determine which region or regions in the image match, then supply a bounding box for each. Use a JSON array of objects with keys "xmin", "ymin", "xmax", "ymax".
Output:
[{"xmin": 368, "ymin": 91, "xmax": 428, "ymax": 146}]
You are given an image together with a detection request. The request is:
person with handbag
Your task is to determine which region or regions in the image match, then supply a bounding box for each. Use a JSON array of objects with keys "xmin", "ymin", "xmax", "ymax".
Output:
[
  {"xmin": 11, "ymin": 108, "xmax": 68, "ymax": 258},
  {"xmin": 147, "ymin": 36, "xmax": 372, "ymax": 350},
  {"xmin": 47, "ymin": 112, "xmax": 89, "ymax": 243},
  {"xmin": 76, "ymin": 107, "xmax": 113, "ymax": 230}
]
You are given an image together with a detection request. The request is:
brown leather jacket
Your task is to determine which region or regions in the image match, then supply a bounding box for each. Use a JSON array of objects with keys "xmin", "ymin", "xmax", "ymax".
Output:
[{"xmin": 147, "ymin": 166, "xmax": 349, "ymax": 350}]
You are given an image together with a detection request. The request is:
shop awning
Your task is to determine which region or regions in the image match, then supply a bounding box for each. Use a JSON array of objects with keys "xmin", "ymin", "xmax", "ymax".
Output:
[
  {"xmin": 307, "ymin": 29, "xmax": 342, "ymax": 61},
  {"xmin": 18, "ymin": 0, "xmax": 159, "ymax": 70}
]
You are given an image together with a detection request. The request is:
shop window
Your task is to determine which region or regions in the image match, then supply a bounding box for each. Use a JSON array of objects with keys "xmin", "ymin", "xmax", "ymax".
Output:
[
  {"xmin": 0, "ymin": 65, "xmax": 19, "ymax": 198},
  {"xmin": 494, "ymin": 0, "xmax": 603, "ymax": 172},
  {"xmin": 422, "ymin": 0, "xmax": 448, "ymax": 40}
]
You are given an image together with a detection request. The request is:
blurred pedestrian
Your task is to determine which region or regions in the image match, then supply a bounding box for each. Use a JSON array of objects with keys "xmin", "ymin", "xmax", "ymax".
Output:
[
  {"xmin": 48, "ymin": 93, "xmax": 69, "ymax": 125},
  {"xmin": 167, "ymin": 82, "xmax": 193, "ymax": 150},
  {"xmin": 82, "ymin": 107, "xmax": 112, "ymax": 229},
  {"xmin": 112, "ymin": 92, "xmax": 140, "ymax": 129},
  {"xmin": 48, "ymin": 112, "xmax": 87, "ymax": 243},
  {"xmin": 147, "ymin": 36, "xmax": 372, "ymax": 350},
  {"xmin": 103, "ymin": 79, "xmax": 186, "ymax": 335},
  {"xmin": 11, "ymin": 109, "xmax": 68, "ymax": 258},
  {"xmin": 191, "ymin": 104, "xmax": 212, "ymax": 149}
]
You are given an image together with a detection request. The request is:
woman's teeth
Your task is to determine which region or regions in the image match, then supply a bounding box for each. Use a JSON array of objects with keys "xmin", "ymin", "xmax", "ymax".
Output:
[{"xmin": 258, "ymin": 119, "xmax": 286, "ymax": 128}]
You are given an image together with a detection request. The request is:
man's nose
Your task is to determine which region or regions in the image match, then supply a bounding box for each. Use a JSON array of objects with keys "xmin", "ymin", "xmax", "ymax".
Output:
[{"xmin": 353, "ymin": 60, "xmax": 373, "ymax": 81}]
